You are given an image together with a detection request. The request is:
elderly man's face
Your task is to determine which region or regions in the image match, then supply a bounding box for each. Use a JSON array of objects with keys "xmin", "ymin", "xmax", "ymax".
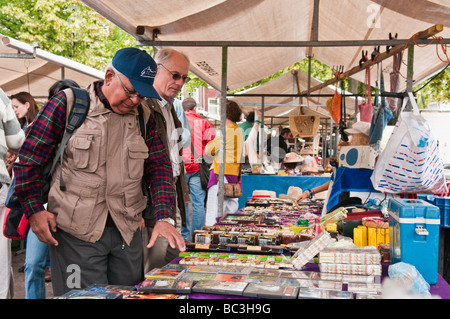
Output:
[
  {"xmin": 153, "ymin": 51, "xmax": 189, "ymax": 100},
  {"xmin": 104, "ymin": 69, "xmax": 143, "ymax": 114}
]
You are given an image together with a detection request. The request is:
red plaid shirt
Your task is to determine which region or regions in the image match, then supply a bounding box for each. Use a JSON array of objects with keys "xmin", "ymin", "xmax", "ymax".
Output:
[{"xmin": 14, "ymin": 82, "xmax": 176, "ymax": 220}]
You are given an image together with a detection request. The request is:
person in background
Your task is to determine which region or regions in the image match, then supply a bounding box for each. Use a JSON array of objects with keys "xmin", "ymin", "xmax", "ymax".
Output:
[
  {"xmin": 181, "ymin": 97, "xmax": 216, "ymax": 241},
  {"xmin": 172, "ymin": 98, "xmax": 191, "ymax": 149},
  {"xmin": 13, "ymin": 48, "xmax": 183, "ymax": 296},
  {"xmin": 266, "ymin": 127, "xmax": 292, "ymax": 163},
  {"xmin": 12, "ymin": 82, "xmax": 80, "ymax": 299},
  {"xmin": 0, "ymin": 88, "xmax": 25, "ymax": 299},
  {"xmin": 10, "ymin": 91, "xmax": 45, "ymax": 298},
  {"xmin": 204, "ymin": 100, "xmax": 244, "ymax": 226},
  {"xmin": 10, "ymin": 92, "xmax": 39, "ymax": 133},
  {"xmin": 239, "ymin": 111, "xmax": 254, "ymax": 141},
  {"xmin": 243, "ymin": 110, "xmax": 262, "ymax": 166},
  {"xmin": 141, "ymin": 48, "xmax": 191, "ymax": 272}
]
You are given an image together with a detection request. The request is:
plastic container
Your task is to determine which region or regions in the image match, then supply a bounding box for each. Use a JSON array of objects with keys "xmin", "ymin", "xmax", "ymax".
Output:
[
  {"xmin": 434, "ymin": 196, "xmax": 450, "ymax": 227},
  {"xmin": 388, "ymin": 199, "xmax": 440, "ymax": 284}
]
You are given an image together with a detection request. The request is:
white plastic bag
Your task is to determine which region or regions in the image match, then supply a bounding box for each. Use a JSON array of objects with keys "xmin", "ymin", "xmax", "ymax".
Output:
[{"xmin": 371, "ymin": 93, "xmax": 448, "ymax": 195}]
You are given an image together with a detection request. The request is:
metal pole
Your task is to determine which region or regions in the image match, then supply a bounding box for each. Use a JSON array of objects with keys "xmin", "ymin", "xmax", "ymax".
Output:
[
  {"xmin": 405, "ymin": 44, "xmax": 414, "ymax": 111},
  {"xmin": 260, "ymin": 96, "xmax": 265, "ymax": 165},
  {"xmin": 217, "ymin": 46, "xmax": 228, "ymax": 218}
]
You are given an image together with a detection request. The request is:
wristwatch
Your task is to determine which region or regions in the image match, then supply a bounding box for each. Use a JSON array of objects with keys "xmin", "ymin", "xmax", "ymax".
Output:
[{"xmin": 158, "ymin": 218, "xmax": 175, "ymax": 226}]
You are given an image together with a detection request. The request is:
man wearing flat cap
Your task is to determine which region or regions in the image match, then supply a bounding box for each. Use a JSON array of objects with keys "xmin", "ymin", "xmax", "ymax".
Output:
[{"xmin": 13, "ymin": 47, "xmax": 184, "ymax": 296}]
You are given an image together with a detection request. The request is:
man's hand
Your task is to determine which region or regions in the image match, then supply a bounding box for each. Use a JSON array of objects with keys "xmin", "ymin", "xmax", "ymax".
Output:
[
  {"xmin": 28, "ymin": 211, "xmax": 58, "ymax": 246},
  {"xmin": 147, "ymin": 220, "xmax": 186, "ymax": 252}
]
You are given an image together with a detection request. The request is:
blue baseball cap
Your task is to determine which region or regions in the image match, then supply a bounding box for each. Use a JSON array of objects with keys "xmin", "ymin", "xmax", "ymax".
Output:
[{"xmin": 112, "ymin": 47, "xmax": 161, "ymax": 99}]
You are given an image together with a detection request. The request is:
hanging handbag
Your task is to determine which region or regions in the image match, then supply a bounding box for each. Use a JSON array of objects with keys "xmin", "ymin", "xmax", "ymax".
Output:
[
  {"xmin": 223, "ymin": 169, "xmax": 243, "ymax": 198},
  {"xmin": 190, "ymin": 142, "xmax": 210, "ymax": 190},
  {"xmin": 370, "ymin": 92, "xmax": 448, "ymax": 195},
  {"xmin": 326, "ymin": 81, "xmax": 341, "ymax": 124},
  {"xmin": 358, "ymin": 68, "xmax": 373, "ymax": 123}
]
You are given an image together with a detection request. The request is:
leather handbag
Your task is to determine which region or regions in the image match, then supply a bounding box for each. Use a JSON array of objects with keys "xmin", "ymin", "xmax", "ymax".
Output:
[
  {"xmin": 223, "ymin": 182, "xmax": 243, "ymax": 198},
  {"xmin": 223, "ymin": 168, "xmax": 243, "ymax": 198}
]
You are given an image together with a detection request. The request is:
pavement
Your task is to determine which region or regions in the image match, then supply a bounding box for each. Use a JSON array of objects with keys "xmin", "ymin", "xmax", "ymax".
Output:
[{"xmin": 10, "ymin": 240, "xmax": 54, "ymax": 299}]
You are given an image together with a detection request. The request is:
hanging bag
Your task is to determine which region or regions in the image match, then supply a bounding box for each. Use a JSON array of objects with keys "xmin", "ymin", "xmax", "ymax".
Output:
[
  {"xmin": 358, "ymin": 68, "xmax": 373, "ymax": 123},
  {"xmin": 326, "ymin": 73, "xmax": 341, "ymax": 124},
  {"xmin": 223, "ymin": 169, "xmax": 243, "ymax": 198},
  {"xmin": 370, "ymin": 92, "xmax": 448, "ymax": 195},
  {"xmin": 190, "ymin": 141, "xmax": 211, "ymax": 190}
]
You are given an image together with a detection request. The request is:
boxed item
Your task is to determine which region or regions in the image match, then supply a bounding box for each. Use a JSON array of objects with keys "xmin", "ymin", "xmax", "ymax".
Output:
[
  {"xmin": 388, "ymin": 199, "xmax": 440, "ymax": 284},
  {"xmin": 339, "ymin": 145, "xmax": 377, "ymax": 169}
]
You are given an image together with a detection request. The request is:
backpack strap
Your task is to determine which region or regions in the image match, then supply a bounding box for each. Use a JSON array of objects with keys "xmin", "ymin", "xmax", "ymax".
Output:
[{"xmin": 50, "ymin": 87, "xmax": 90, "ymax": 191}]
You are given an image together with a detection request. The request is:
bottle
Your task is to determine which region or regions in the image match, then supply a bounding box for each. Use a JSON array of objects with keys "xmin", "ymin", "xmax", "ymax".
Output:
[{"xmin": 314, "ymin": 218, "xmax": 321, "ymax": 235}]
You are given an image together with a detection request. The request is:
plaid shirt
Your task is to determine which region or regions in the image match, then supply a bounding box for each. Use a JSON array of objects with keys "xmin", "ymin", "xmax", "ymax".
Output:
[{"xmin": 14, "ymin": 82, "xmax": 176, "ymax": 220}]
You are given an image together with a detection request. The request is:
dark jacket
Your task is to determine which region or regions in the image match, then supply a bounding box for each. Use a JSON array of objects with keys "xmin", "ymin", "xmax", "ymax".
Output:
[{"xmin": 142, "ymin": 98, "xmax": 190, "ymax": 228}]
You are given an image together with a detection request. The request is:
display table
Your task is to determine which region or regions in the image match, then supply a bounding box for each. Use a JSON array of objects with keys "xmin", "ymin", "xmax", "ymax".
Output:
[
  {"xmin": 239, "ymin": 174, "xmax": 331, "ymax": 208},
  {"xmin": 172, "ymin": 258, "xmax": 450, "ymax": 299}
]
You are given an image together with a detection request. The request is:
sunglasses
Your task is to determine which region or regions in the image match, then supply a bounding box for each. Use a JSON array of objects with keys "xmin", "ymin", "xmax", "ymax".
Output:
[
  {"xmin": 116, "ymin": 74, "xmax": 144, "ymax": 100},
  {"xmin": 158, "ymin": 64, "xmax": 190, "ymax": 83}
]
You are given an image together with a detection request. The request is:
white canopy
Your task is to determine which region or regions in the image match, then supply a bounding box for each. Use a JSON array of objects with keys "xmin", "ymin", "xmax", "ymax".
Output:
[
  {"xmin": 0, "ymin": 34, "xmax": 104, "ymax": 104},
  {"xmin": 81, "ymin": 0, "xmax": 450, "ymax": 95},
  {"xmin": 80, "ymin": 0, "xmax": 450, "ymax": 214}
]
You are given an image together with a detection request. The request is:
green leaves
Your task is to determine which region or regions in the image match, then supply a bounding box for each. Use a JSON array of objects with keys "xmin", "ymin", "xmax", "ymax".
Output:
[{"xmin": 0, "ymin": 0, "xmax": 138, "ymax": 70}]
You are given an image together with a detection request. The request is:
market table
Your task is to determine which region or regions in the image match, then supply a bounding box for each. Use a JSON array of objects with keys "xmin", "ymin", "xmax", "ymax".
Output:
[
  {"xmin": 176, "ymin": 258, "xmax": 450, "ymax": 299},
  {"xmin": 239, "ymin": 174, "xmax": 331, "ymax": 208}
]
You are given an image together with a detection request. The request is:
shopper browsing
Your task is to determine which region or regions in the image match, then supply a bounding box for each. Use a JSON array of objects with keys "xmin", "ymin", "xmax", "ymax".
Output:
[
  {"xmin": 13, "ymin": 48, "xmax": 183, "ymax": 296},
  {"xmin": 141, "ymin": 48, "xmax": 191, "ymax": 272}
]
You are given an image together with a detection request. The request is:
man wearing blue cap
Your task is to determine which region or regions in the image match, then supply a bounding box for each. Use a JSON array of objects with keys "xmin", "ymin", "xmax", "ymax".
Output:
[{"xmin": 13, "ymin": 47, "xmax": 185, "ymax": 296}]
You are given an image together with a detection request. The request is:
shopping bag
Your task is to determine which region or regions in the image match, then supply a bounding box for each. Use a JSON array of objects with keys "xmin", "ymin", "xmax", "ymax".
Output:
[
  {"xmin": 223, "ymin": 182, "xmax": 243, "ymax": 198},
  {"xmin": 368, "ymin": 69, "xmax": 392, "ymax": 147},
  {"xmin": 3, "ymin": 207, "xmax": 29, "ymax": 240},
  {"xmin": 199, "ymin": 160, "xmax": 211, "ymax": 190},
  {"xmin": 370, "ymin": 92, "xmax": 448, "ymax": 195},
  {"xmin": 358, "ymin": 68, "xmax": 373, "ymax": 123}
]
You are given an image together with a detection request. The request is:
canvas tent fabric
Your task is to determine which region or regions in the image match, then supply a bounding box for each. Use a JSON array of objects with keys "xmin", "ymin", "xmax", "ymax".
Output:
[
  {"xmin": 228, "ymin": 69, "xmax": 357, "ymax": 127},
  {"xmin": 0, "ymin": 34, "xmax": 104, "ymax": 104},
  {"xmin": 81, "ymin": 0, "xmax": 450, "ymax": 96}
]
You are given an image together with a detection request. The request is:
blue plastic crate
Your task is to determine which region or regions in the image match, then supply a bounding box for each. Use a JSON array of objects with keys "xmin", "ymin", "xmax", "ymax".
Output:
[
  {"xmin": 435, "ymin": 196, "xmax": 450, "ymax": 227},
  {"xmin": 417, "ymin": 194, "xmax": 436, "ymax": 205}
]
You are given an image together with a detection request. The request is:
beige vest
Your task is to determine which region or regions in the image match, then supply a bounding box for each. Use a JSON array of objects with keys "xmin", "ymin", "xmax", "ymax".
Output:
[{"xmin": 48, "ymin": 83, "xmax": 149, "ymax": 245}]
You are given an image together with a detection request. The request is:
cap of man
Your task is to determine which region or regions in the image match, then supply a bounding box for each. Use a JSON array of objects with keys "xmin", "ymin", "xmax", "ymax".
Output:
[{"xmin": 112, "ymin": 47, "xmax": 161, "ymax": 100}]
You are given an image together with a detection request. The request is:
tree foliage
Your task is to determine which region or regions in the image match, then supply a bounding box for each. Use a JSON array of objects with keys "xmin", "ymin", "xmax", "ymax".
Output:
[{"xmin": 0, "ymin": 0, "xmax": 138, "ymax": 70}]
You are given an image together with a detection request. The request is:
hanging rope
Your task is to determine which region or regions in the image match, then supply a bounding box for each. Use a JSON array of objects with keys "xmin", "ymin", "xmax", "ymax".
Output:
[
  {"xmin": 24, "ymin": 59, "xmax": 31, "ymax": 93},
  {"xmin": 391, "ymin": 32, "xmax": 450, "ymax": 80}
]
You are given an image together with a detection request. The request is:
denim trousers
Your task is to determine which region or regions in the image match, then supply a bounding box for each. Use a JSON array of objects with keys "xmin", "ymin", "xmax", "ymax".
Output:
[
  {"xmin": 24, "ymin": 229, "xmax": 50, "ymax": 299},
  {"xmin": 182, "ymin": 171, "xmax": 206, "ymax": 241}
]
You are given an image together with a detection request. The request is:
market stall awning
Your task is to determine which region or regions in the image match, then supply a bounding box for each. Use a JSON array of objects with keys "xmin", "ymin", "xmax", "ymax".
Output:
[
  {"xmin": 81, "ymin": 0, "xmax": 450, "ymax": 99},
  {"xmin": 229, "ymin": 69, "xmax": 357, "ymax": 128},
  {"xmin": 0, "ymin": 34, "xmax": 104, "ymax": 104}
]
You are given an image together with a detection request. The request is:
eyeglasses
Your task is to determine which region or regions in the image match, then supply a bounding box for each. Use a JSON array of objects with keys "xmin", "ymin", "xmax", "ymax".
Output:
[
  {"xmin": 116, "ymin": 74, "xmax": 144, "ymax": 100},
  {"xmin": 158, "ymin": 64, "xmax": 190, "ymax": 83}
]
